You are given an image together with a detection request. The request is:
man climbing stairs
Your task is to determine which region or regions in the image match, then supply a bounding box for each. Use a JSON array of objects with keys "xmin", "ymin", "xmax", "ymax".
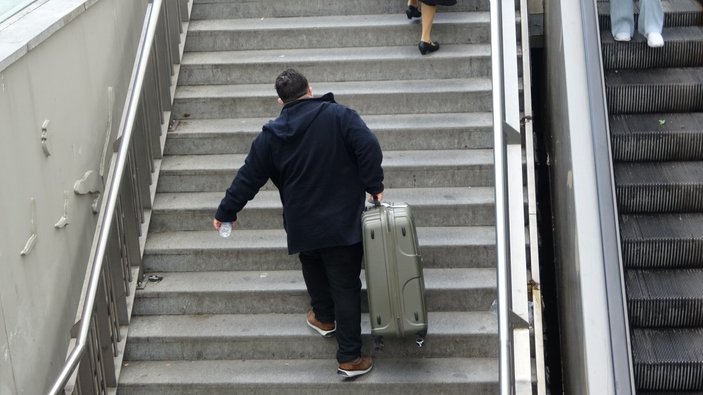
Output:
[{"xmin": 118, "ymin": 0, "xmax": 500, "ymax": 393}]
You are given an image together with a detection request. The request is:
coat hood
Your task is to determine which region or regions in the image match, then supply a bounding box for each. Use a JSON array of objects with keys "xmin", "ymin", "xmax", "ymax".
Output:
[{"xmin": 263, "ymin": 92, "xmax": 335, "ymax": 141}]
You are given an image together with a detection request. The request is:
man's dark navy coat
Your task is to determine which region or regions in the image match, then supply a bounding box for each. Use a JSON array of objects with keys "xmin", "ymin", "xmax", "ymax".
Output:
[{"xmin": 215, "ymin": 93, "xmax": 384, "ymax": 254}]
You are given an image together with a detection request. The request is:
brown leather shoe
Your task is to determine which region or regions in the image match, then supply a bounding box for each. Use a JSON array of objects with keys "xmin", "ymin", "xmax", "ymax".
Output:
[
  {"xmin": 306, "ymin": 310, "xmax": 335, "ymax": 337},
  {"xmin": 337, "ymin": 356, "xmax": 374, "ymax": 378}
]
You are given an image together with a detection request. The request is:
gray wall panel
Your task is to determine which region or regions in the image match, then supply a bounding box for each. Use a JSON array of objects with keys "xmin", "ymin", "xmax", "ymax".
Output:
[{"xmin": 0, "ymin": 1, "xmax": 147, "ymax": 393}]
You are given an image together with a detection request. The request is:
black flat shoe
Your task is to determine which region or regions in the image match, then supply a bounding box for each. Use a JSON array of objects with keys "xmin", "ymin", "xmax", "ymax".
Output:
[
  {"xmin": 405, "ymin": 5, "xmax": 421, "ymax": 19},
  {"xmin": 418, "ymin": 41, "xmax": 440, "ymax": 55}
]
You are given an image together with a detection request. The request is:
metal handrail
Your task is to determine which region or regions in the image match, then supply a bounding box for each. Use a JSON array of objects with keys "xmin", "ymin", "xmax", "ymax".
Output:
[
  {"xmin": 490, "ymin": 0, "xmax": 513, "ymax": 391},
  {"xmin": 48, "ymin": 1, "xmax": 163, "ymax": 393},
  {"xmin": 490, "ymin": 0, "xmax": 530, "ymax": 393}
]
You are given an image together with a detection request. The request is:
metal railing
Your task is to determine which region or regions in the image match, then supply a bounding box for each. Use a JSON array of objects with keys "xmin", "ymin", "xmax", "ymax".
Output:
[
  {"xmin": 518, "ymin": 0, "xmax": 546, "ymax": 392},
  {"xmin": 48, "ymin": 0, "xmax": 189, "ymax": 393},
  {"xmin": 490, "ymin": 0, "xmax": 544, "ymax": 393}
]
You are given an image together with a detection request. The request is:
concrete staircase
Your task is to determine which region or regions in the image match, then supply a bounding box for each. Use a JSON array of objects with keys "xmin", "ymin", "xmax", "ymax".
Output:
[
  {"xmin": 599, "ymin": 0, "xmax": 703, "ymax": 392},
  {"xmin": 118, "ymin": 0, "xmax": 498, "ymax": 393}
]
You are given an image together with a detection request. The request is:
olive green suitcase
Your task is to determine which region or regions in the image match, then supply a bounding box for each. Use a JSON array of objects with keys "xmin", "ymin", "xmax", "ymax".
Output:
[{"xmin": 361, "ymin": 202, "xmax": 427, "ymax": 348}]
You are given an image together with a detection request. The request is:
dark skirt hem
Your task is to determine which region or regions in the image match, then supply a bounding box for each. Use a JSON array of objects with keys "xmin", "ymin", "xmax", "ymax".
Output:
[{"xmin": 420, "ymin": 0, "xmax": 457, "ymax": 6}]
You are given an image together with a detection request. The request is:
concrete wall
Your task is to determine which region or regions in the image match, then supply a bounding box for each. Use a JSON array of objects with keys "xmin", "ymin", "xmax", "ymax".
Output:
[{"xmin": 0, "ymin": 1, "xmax": 147, "ymax": 393}]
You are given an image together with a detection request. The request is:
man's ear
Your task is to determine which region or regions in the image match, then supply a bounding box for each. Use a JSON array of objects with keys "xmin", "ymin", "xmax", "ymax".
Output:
[
  {"xmin": 277, "ymin": 97, "xmax": 284, "ymax": 105},
  {"xmin": 307, "ymin": 85, "xmax": 313, "ymax": 97}
]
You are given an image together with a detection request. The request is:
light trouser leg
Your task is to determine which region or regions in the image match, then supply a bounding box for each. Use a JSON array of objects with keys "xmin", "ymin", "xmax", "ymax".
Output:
[
  {"xmin": 610, "ymin": 0, "xmax": 635, "ymax": 37},
  {"xmin": 638, "ymin": 0, "xmax": 664, "ymax": 35}
]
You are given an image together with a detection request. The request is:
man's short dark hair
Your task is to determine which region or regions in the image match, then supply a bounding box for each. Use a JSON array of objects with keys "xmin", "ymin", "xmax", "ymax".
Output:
[{"xmin": 275, "ymin": 69, "xmax": 309, "ymax": 104}]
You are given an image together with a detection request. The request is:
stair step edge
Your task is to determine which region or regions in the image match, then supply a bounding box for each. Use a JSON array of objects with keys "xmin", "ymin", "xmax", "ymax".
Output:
[{"xmin": 127, "ymin": 311, "xmax": 496, "ymax": 339}]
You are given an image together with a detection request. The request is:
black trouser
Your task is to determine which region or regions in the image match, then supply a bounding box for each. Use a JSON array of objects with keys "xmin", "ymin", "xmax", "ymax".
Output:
[{"xmin": 299, "ymin": 243, "xmax": 363, "ymax": 363}]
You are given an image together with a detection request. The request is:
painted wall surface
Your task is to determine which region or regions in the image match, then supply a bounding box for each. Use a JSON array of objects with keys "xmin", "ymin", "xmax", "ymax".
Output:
[{"xmin": 0, "ymin": 0, "xmax": 147, "ymax": 393}]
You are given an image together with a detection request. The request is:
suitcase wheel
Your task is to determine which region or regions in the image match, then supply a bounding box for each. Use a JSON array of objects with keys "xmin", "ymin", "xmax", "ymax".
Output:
[
  {"xmin": 374, "ymin": 335, "xmax": 385, "ymax": 352},
  {"xmin": 415, "ymin": 334, "xmax": 425, "ymax": 348}
]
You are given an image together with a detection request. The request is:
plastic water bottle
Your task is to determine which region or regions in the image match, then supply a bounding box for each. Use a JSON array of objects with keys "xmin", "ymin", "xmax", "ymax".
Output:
[{"xmin": 219, "ymin": 222, "xmax": 232, "ymax": 238}]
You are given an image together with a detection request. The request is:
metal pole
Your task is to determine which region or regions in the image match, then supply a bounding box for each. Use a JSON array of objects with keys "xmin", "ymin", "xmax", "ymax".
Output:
[
  {"xmin": 490, "ymin": 0, "xmax": 515, "ymax": 393},
  {"xmin": 48, "ymin": 1, "xmax": 163, "ymax": 393}
]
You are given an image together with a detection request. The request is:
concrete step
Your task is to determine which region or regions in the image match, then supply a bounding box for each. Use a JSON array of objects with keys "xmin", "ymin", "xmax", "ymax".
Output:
[
  {"xmin": 190, "ymin": 0, "xmax": 490, "ymax": 20},
  {"xmin": 179, "ymin": 44, "xmax": 491, "ymax": 85},
  {"xmin": 620, "ymin": 213, "xmax": 703, "ymax": 269},
  {"xmin": 631, "ymin": 328, "xmax": 703, "ymax": 391},
  {"xmin": 601, "ymin": 26, "xmax": 703, "ymax": 70},
  {"xmin": 605, "ymin": 67, "xmax": 703, "ymax": 114},
  {"xmin": 156, "ymin": 149, "xmax": 495, "ymax": 193},
  {"xmin": 610, "ymin": 113, "xmax": 703, "ymax": 161},
  {"xmin": 598, "ymin": 0, "xmax": 703, "ymax": 31},
  {"xmin": 184, "ymin": 13, "xmax": 490, "ymax": 52},
  {"xmin": 124, "ymin": 312, "xmax": 497, "ymax": 361},
  {"xmin": 614, "ymin": 161, "xmax": 703, "ymax": 213},
  {"xmin": 132, "ymin": 268, "xmax": 496, "ymax": 315},
  {"xmin": 149, "ymin": 187, "xmax": 496, "ymax": 232},
  {"xmin": 123, "ymin": 1, "xmax": 504, "ymax": 392},
  {"xmin": 172, "ymin": 78, "xmax": 493, "ymax": 120},
  {"xmin": 165, "ymin": 112, "xmax": 494, "ymax": 155},
  {"xmin": 627, "ymin": 269, "xmax": 703, "ymax": 327},
  {"xmin": 117, "ymin": 357, "xmax": 499, "ymax": 395},
  {"xmin": 142, "ymin": 226, "xmax": 496, "ymax": 272}
]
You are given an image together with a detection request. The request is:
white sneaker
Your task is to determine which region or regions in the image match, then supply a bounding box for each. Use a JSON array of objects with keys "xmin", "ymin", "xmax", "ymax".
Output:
[
  {"xmin": 613, "ymin": 32, "xmax": 631, "ymax": 42},
  {"xmin": 646, "ymin": 32, "xmax": 664, "ymax": 48}
]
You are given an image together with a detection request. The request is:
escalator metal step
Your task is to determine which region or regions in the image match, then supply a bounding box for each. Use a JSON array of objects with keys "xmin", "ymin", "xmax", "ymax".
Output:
[
  {"xmin": 627, "ymin": 269, "xmax": 703, "ymax": 327},
  {"xmin": 602, "ymin": 26, "xmax": 703, "ymax": 70},
  {"xmin": 598, "ymin": 0, "xmax": 703, "ymax": 31},
  {"xmin": 610, "ymin": 113, "xmax": 703, "ymax": 161},
  {"xmin": 632, "ymin": 328, "xmax": 703, "ymax": 391},
  {"xmin": 615, "ymin": 161, "xmax": 703, "ymax": 213},
  {"xmin": 600, "ymin": 0, "xmax": 703, "ymax": 392},
  {"xmin": 605, "ymin": 68, "xmax": 703, "ymax": 114},
  {"xmin": 621, "ymin": 213, "xmax": 703, "ymax": 268}
]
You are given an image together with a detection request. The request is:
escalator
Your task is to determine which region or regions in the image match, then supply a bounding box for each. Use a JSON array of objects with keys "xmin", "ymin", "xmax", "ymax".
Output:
[{"xmin": 599, "ymin": 0, "xmax": 703, "ymax": 391}]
